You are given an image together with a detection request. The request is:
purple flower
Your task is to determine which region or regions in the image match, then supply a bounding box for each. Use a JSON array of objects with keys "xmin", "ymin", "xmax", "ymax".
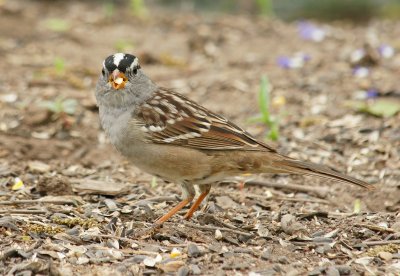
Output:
[
  {"xmin": 366, "ymin": 89, "xmax": 378, "ymax": 99},
  {"xmin": 277, "ymin": 53, "xmax": 310, "ymax": 69},
  {"xmin": 352, "ymin": 66, "xmax": 369, "ymax": 78},
  {"xmin": 378, "ymin": 44, "xmax": 394, "ymax": 58},
  {"xmin": 277, "ymin": 56, "xmax": 291, "ymax": 69},
  {"xmin": 298, "ymin": 21, "xmax": 325, "ymax": 42}
]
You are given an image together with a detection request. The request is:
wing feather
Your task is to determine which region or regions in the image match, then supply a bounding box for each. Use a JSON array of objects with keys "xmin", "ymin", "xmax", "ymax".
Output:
[{"xmin": 136, "ymin": 88, "xmax": 276, "ymax": 152}]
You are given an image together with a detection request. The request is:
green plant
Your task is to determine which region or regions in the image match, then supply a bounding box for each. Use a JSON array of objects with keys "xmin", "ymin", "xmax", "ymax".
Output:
[
  {"xmin": 151, "ymin": 176, "xmax": 158, "ymax": 188},
  {"xmin": 114, "ymin": 39, "xmax": 135, "ymax": 52},
  {"xmin": 130, "ymin": 0, "xmax": 148, "ymax": 18},
  {"xmin": 103, "ymin": 1, "xmax": 115, "ymax": 18},
  {"xmin": 249, "ymin": 75, "xmax": 280, "ymax": 141},
  {"xmin": 353, "ymin": 198, "xmax": 361, "ymax": 214},
  {"xmin": 44, "ymin": 18, "xmax": 70, "ymax": 32},
  {"xmin": 256, "ymin": 0, "xmax": 274, "ymax": 16},
  {"xmin": 41, "ymin": 96, "xmax": 77, "ymax": 116},
  {"xmin": 53, "ymin": 57, "xmax": 66, "ymax": 76}
]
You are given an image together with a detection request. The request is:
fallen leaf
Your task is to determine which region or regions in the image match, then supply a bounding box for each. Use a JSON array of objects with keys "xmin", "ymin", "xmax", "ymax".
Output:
[{"xmin": 346, "ymin": 99, "xmax": 400, "ymax": 118}]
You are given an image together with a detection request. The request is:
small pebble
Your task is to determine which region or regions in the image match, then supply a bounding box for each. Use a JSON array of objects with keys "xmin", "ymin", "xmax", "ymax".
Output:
[
  {"xmin": 377, "ymin": 222, "xmax": 388, "ymax": 229},
  {"xmin": 126, "ymin": 255, "xmax": 146, "ymax": 263},
  {"xmin": 391, "ymin": 221, "xmax": 400, "ymax": 231},
  {"xmin": 215, "ymin": 229, "xmax": 223, "ymax": 240},
  {"xmin": 17, "ymin": 270, "xmax": 32, "ymax": 276},
  {"xmin": 392, "ymin": 253, "xmax": 400, "ymax": 259},
  {"xmin": 104, "ymin": 199, "xmax": 118, "ymax": 211},
  {"xmin": 208, "ymin": 244, "xmax": 221, "ymax": 253},
  {"xmin": 177, "ymin": 266, "xmax": 190, "ymax": 276},
  {"xmin": 355, "ymin": 257, "xmax": 373, "ymax": 265},
  {"xmin": 222, "ymin": 251, "xmax": 234, "ymax": 258},
  {"xmin": 233, "ymin": 247, "xmax": 252, "ymax": 254},
  {"xmin": 223, "ymin": 236, "xmax": 239, "ymax": 246},
  {"xmin": 76, "ymin": 256, "xmax": 90, "ymax": 265},
  {"xmin": 187, "ymin": 243, "xmax": 201, "ymax": 258},
  {"xmin": 326, "ymin": 266, "xmax": 340, "ymax": 276},
  {"xmin": 238, "ymin": 234, "xmax": 252, "ymax": 243},
  {"xmin": 286, "ymin": 269, "xmax": 301, "ymax": 276},
  {"xmin": 308, "ymin": 267, "xmax": 324, "ymax": 276},
  {"xmin": 335, "ymin": 265, "xmax": 351, "ymax": 275},
  {"xmin": 280, "ymin": 214, "xmax": 305, "ymax": 235},
  {"xmin": 278, "ymin": 256, "xmax": 289, "ymax": 264},
  {"xmin": 257, "ymin": 224, "xmax": 269, "ymax": 238},
  {"xmin": 28, "ymin": 160, "xmax": 50, "ymax": 173},
  {"xmin": 65, "ymin": 227, "xmax": 80, "ymax": 236},
  {"xmin": 261, "ymin": 248, "xmax": 272, "ymax": 260},
  {"xmin": 378, "ymin": 251, "xmax": 393, "ymax": 261},
  {"xmin": 190, "ymin": 264, "xmax": 202, "ymax": 275},
  {"xmin": 359, "ymin": 228, "xmax": 375, "ymax": 238},
  {"xmin": 315, "ymin": 244, "xmax": 331, "ymax": 254}
]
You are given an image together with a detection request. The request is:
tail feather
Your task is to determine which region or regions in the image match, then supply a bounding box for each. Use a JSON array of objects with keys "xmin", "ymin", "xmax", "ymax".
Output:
[{"xmin": 276, "ymin": 159, "xmax": 375, "ymax": 190}]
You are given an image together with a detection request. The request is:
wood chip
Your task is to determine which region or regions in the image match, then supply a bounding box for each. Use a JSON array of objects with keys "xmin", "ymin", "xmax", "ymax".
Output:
[{"xmin": 71, "ymin": 179, "xmax": 130, "ymax": 196}]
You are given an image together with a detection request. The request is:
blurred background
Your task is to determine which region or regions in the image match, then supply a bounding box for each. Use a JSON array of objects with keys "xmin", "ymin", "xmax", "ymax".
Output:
[
  {"xmin": 0, "ymin": 1, "xmax": 399, "ymax": 274},
  {"xmin": 0, "ymin": 0, "xmax": 399, "ymax": 203},
  {"xmin": 149, "ymin": 0, "xmax": 400, "ymax": 21}
]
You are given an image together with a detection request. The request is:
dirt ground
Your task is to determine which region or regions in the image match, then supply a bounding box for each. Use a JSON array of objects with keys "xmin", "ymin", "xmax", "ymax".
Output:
[{"xmin": 0, "ymin": 1, "xmax": 400, "ymax": 275}]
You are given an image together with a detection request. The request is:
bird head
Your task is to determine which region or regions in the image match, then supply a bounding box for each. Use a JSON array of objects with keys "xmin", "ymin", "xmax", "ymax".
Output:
[
  {"xmin": 102, "ymin": 53, "xmax": 141, "ymax": 90},
  {"xmin": 96, "ymin": 53, "xmax": 156, "ymax": 108}
]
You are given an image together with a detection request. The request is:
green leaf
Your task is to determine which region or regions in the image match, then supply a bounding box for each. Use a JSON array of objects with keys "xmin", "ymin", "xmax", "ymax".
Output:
[
  {"xmin": 44, "ymin": 18, "xmax": 70, "ymax": 32},
  {"xmin": 40, "ymin": 97, "xmax": 77, "ymax": 115},
  {"xmin": 346, "ymin": 99, "xmax": 400, "ymax": 118},
  {"xmin": 258, "ymin": 75, "xmax": 271, "ymax": 124},
  {"xmin": 267, "ymin": 117, "xmax": 279, "ymax": 141},
  {"xmin": 53, "ymin": 57, "xmax": 66, "ymax": 76},
  {"xmin": 114, "ymin": 40, "xmax": 135, "ymax": 52},
  {"xmin": 256, "ymin": 0, "xmax": 274, "ymax": 16},
  {"xmin": 365, "ymin": 99, "xmax": 400, "ymax": 118},
  {"xmin": 353, "ymin": 199, "xmax": 361, "ymax": 214},
  {"xmin": 130, "ymin": 0, "xmax": 148, "ymax": 18},
  {"xmin": 249, "ymin": 75, "xmax": 281, "ymax": 141},
  {"xmin": 103, "ymin": 2, "xmax": 115, "ymax": 18},
  {"xmin": 151, "ymin": 176, "xmax": 158, "ymax": 188},
  {"xmin": 62, "ymin": 99, "xmax": 78, "ymax": 115}
]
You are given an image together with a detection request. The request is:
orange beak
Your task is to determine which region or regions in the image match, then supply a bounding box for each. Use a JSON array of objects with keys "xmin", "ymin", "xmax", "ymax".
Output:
[{"xmin": 109, "ymin": 71, "xmax": 128, "ymax": 90}]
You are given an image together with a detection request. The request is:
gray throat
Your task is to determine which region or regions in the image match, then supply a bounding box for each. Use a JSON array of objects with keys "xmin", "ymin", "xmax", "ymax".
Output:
[
  {"xmin": 96, "ymin": 70, "xmax": 158, "ymax": 138},
  {"xmin": 96, "ymin": 70, "xmax": 157, "ymax": 109}
]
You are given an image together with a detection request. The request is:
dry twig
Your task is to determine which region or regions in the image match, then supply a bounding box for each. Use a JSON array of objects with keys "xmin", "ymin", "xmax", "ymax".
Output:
[
  {"xmin": 131, "ymin": 196, "xmax": 178, "ymax": 206},
  {"xmin": 0, "ymin": 209, "xmax": 47, "ymax": 214},
  {"xmin": 0, "ymin": 199, "xmax": 76, "ymax": 205},
  {"xmin": 355, "ymin": 223, "xmax": 395, "ymax": 233},
  {"xmin": 362, "ymin": 240, "xmax": 400, "ymax": 246},
  {"xmin": 183, "ymin": 221, "xmax": 253, "ymax": 237}
]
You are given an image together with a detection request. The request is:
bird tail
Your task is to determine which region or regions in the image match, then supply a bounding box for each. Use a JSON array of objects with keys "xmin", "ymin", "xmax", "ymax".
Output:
[{"xmin": 273, "ymin": 158, "xmax": 375, "ymax": 190}]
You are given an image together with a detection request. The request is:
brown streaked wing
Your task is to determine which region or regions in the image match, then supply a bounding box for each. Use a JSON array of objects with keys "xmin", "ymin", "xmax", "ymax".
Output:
[{"xmin": 135, "ymin": 88, "xmax": 276, "ymax": 152}]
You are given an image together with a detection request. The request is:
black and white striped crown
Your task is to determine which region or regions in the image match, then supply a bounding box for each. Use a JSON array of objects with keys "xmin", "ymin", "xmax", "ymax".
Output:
[{"xmin": 103, "ymin": 53, "xmax": 139, "ymax": 73}]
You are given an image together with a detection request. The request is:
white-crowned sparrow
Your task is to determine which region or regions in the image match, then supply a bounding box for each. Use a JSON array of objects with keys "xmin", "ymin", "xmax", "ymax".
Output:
[{"xmin": 95, "ymin": 53, "xmax": 375, "ymax": 225}]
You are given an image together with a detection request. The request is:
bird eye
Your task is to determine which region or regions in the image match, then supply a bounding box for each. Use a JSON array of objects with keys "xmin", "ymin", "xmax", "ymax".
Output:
[
  {"xmin": 132, "ymin": 68, "xmax": 138, "ymax": 75},
  {"xmin": 102, "ymin": 68, "xmax": 106, "ymax": 77}
]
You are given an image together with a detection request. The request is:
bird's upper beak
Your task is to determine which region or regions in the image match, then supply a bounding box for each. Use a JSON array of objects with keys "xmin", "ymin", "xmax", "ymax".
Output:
[{"xmin": 109, "ymin": 70, "xmax": 128, "ymax": 90}]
